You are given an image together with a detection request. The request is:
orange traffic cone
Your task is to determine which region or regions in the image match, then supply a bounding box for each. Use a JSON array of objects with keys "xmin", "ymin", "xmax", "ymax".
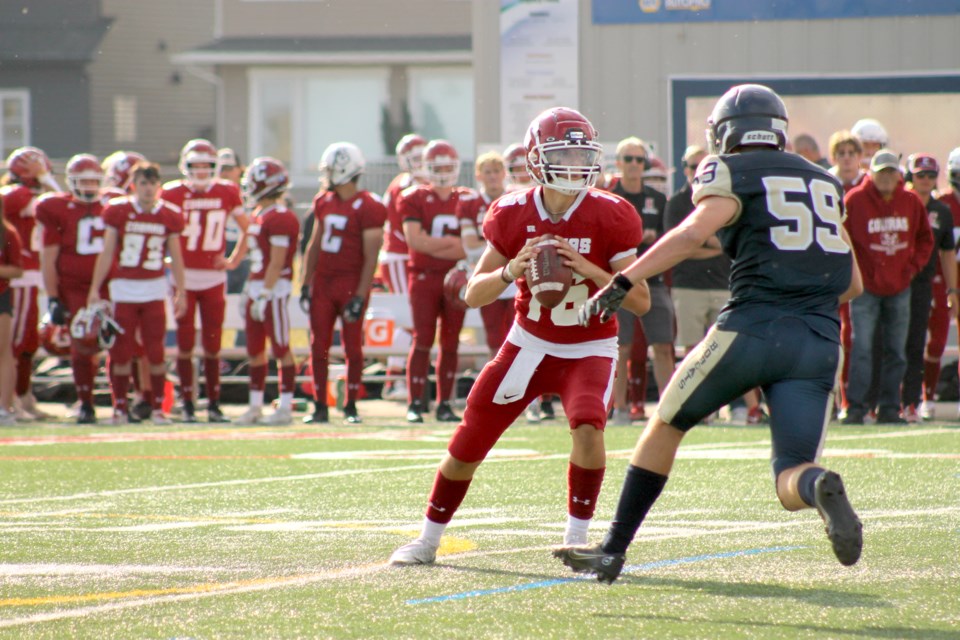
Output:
[{"xmin": 162, "ymin": 379, "xmax": 175, "ymax": 413}]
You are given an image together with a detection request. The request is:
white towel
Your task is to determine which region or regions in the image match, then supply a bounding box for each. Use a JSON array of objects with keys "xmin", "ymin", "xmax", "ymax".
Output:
[{"xmin": 492, "ymin": 347, "xmax": 545, "ymax": 405}]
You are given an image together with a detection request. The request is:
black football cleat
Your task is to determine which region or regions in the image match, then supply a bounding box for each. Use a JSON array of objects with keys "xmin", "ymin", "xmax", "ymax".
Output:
[
  {"xmin": 814, "ymin": 471, "xmax": 863, "ymax": 566},
  {"xmin": 303, "ymin": 405, "xmax": 329, "ymax": 424},
  {"xmin": 435, "ymin": 401, "xmax": 459, "ymax": 423},
  {"xmin": 342, "ymin": 402, "xmax": 362, "ymax": 425},
  {"xmin": 76, "ymin": 403, "xmax": 97, "ymax": 425},
  {"xmin": 553, "ymin": 543, "xmax": 626, "ymax": 584},
  {"xmin": 181, "ymin": 400, "xmax": 197, "ymax": 423},
  {"xmin": 540, "ymin": 398, "xmax": 556, "ymax": 420},
  {"xmin": 131, "ymin": 400, "xmax": 153, "ymax": 422},
  {"xmin": 207, "ymin": 402, "xmax": 231, "ymax": 423},
  {"xmin": 406, "ymin": 400, "xmax": 425, "ymax": 424}
]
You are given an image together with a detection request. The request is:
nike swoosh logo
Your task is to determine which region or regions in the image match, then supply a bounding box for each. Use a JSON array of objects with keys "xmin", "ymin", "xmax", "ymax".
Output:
[{"xmin": 503, "ymin": 393, "xmax": 520, "ymax": 400}]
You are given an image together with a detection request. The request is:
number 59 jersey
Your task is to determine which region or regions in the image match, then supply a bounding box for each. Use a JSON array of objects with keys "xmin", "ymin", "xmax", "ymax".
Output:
[
  {"xmin": 483, "ymin": 187, "xmax": 643, "ymax": 345},
  {"xmin": 692, "ymin": 150, "xmax": 852, "ymax": 340}
]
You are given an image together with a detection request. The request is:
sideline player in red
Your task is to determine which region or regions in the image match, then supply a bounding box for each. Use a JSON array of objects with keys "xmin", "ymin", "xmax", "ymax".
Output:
[
  {"xmin": 87, "ymin": 162, "xmax": 187, "ymax": 424},
  {"xmin": 0, "ymin": 208, "xmax": 23, "ymax": 425},
  {"xmin": 1, "ymin": 146, "xmax": 60, "ymax": 420},
  {"xmin": 300, "ymin": 142, "xmax": 386, "ymax": 424},
  {"xmin": 379, "ymin": 133, "xmax": 427, "ymax": 401},
  {"xmin": 161, "ymin": 139, "xmax": 248, "ymax": 422},
  {"xmin": 390, "ymin": 108, "xmax": 649, "ymax": 565},
  {"xmin": 399, "ymin": 139, "xmax": 468, "ymax": 423},
  {"xmin": 232, "ymin": 157, "xmax": 301, "ymax": 425},
  {"xmin": 36, "ymin": 154, "xmax": 108, "ymax": 424}
]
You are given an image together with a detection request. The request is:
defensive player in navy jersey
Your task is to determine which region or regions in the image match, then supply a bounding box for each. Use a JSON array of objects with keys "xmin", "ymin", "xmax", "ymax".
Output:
[{"xmin": 555, "ymin": 84, "xmax": 865, "ymax": 583}]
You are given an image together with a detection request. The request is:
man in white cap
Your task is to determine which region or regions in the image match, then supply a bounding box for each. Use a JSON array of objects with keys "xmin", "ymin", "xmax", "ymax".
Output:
[{"xmin": 850, "ymin": 119, "xmax": 888, "ymax": 171}]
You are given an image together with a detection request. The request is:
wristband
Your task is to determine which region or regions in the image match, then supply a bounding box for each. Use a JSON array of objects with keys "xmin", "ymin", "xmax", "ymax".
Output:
[
  {"xmin": 500, "ymin": 264, "xmax": 516, "ymax": 283},
  {"xmin": 613, "ymin": 272, "xmax": 634, "ymax": 291}
]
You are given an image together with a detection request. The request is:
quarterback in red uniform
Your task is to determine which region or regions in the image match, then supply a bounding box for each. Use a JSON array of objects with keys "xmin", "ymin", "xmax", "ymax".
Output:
[
  {"xmin": 35, "ymin": 154, "xmax": 108, "ymax": 424},
  {"xmin": 232, "ymin": 157, "xmax": 301, "ymax": 425},
  {"xmin": 390, "ymin": 108, "xmax": 649, "ymax": 565},
  {"xmin": 1, "ymin": 146, "xmax": 61, "ymax": 419},
  {"xmin": 0, "ymin": 214, "xmax": 24, "ymax": 425},
  {"xmin": 161, "ymin": 139, "xmax": 248, "ymax": 422},
  {"xmin": 301, "ymin": 143, "xmax": 386, "ymax": 424},
  {"xmin": 87, "ymin": 162, "xmax": 187, "ymax": 424},
  {"xmin": 399, "ymin": 139, "xmax": 468, "ymax": 423}
]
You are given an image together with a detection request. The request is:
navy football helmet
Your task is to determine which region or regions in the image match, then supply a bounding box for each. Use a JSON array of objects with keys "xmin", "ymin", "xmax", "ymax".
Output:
[{"xmin": 706, "ymin": 84, "xmax": 788, "ymax": 155}]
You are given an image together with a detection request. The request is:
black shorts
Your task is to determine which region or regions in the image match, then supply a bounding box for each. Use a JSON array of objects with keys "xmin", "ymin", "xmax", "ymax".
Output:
[{"xmin": 0, "ymin": 288, "xmax": 11, "ymax": 315}]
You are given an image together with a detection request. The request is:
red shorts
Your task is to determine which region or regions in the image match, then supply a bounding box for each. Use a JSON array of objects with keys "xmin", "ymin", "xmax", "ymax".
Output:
[
  {"xmin": 176, "ymin": 283, "xmax": 226, "ymax": 356},
  {"xmin": 110, "ymin": 299, "xmax": 167, "ymax": 365},
  {"xmin": 448, "ymin": 341, "xmax": 615, "ymax": 463},
  {"xmin": 246, "ymin": 294, "xmax": 291, "ymax": 360},
  {"xmin": 10, "ymin": 285, "xmax": 39, "ymax": 356}
]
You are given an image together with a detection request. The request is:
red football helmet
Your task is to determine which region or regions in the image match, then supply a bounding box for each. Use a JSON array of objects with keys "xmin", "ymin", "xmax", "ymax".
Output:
[
  {"xmin": 5, "ymin": 146, "xmax": 53, "ymax": 188},
  {"xmin": 40, "ymin": 317, "xmax": 72, "ymax": 356},
  {"xmin": 69, "ymin": 302, "xmax": 122, "ymax": 356},
  {"xmin": 443, "ymin": 264, "xmax": 469, "ymax": 311},
  {"xmin": 503, "ymin": 143, "xmax": 531, "ymax": 187},
  {"xmin": 423, "ymin": 140, "xmax": 460, "ymax": 188},
  {"xmin": 242, "ymin": 156, "xmax": 289, "ymax": 204},
  {"xmin": 178, "ymin": 138, "xmax": 219, "ymax": 188},
  {"xmin": 524, "ymin": 107, "xmax": 602, "ymax": 195},
  {"xmin": 396, "ymin": 133, "xmax": 427, "ymax": 177},
  {"xmin": 66, "ymin": 154, "xmax": 104, "ymax": 203},
  {"xmin": 102, "ymin": 151, "xmax": 147, "ymax": 191}
]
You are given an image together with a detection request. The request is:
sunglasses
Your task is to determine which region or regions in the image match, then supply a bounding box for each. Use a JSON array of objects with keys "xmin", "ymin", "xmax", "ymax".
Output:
[
  {"xmin": 913, "ymin": 171, "xmax": 937, "ymax": 179},
  {"xmin": 621, "ymin": 155, "xmax": 647, "ymax": 164}
]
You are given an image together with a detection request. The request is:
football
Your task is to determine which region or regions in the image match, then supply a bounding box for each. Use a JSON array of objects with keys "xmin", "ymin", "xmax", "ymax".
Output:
[
  {"xmin": 443, "ymin": 264, "xmax": 469, "ymax": 311},
  {"xmin": 525, "ymin": 234, "xmax": 572, "ymax": 309}
]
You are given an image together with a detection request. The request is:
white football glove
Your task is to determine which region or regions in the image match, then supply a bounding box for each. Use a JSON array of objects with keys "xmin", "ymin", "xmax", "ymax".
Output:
[{"xmin": 251, "ymin": 289, "xmax": 272, "ymax": 322}]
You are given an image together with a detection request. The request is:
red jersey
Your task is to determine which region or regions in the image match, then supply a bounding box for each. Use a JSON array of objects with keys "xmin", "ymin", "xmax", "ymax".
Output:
[
  {"xmin": 160, "ymin": 179, "xmax": 243, "ymax": 271},
  {"xmin": 483, "ymin": 187, "xmax": 643, "ymax": 345},
  {"xmin": 35, "ymin": 192, "xmax": 105, "ymax": 286},
  {"xmin": 102, "ymin": 197, "xmax": 184, "ymax": 302},
  {"xmin": 311, "ymin": 190, "xmax": 386, "ymax": 279},
  {"xmin": 248, "ymin": 204, "xmax": 300, "ymax": 282},
  {"xmin": 398, "ymin": 184, "xmax": 465, "ymax": 272},
  {"xmin": 0, "ymin": 184, "xmax": 40, "ymax": 271},
  {"xmin": 382, "ymin": 173, "xmax": 415, "ymax": 255},
  {"xmin": 455, "ymin": 188, "xmax": 496, "ymax": 240},
  {"xmin": 0, "ymin": 224, "xmax": 23, "ymax": 296},
  {"xmin": 844, "ymin": 178, "xmax": 933, "ymax": 296}
]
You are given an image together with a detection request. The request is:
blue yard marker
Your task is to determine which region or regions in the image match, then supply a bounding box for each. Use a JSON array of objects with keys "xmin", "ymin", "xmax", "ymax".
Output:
[{"xmin": 407, "ymin": 546, "xmax": 804, "ymax": 605}]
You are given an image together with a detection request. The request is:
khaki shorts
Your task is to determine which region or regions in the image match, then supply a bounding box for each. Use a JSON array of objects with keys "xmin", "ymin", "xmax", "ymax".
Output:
[{"xmin": 672, "ymin": 287, "xmax": 729, "ymax": 348}]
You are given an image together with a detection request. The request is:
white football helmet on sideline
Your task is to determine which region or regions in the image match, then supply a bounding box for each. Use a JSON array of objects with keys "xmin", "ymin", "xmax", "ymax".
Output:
[
  {"xmin": 69, "ymin": 302, "xmax": 123, "ymax": 356},
  {"xmin": 319, "ymin": 142, "xmax": 365, "ymax": 187}
]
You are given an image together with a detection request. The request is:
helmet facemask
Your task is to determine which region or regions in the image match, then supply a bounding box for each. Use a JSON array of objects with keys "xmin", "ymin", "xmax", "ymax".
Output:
[{"xmin": 532, "ymin": 141, "xmax": 601, "ymax": 195}]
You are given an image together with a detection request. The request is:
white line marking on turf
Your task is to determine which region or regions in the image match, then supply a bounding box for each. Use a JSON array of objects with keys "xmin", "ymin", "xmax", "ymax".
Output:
[{"xmin": 0, "ymin": 564, "xmax": 225, "ymax": 577}]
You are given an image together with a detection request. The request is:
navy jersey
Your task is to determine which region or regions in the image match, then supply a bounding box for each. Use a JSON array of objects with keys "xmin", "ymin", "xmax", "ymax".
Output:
[{"xmin": 692, "ymin": 150, "xmax": 852, "ymax": 342}]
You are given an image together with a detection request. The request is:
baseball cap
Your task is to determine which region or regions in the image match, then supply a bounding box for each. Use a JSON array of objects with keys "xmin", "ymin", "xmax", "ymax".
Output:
[
  {"xmin": 682, "ymin": 144, "xmax": 706, "ymax": 163},
  {"xmin": 869, "ymin": 149, "xmax": 900, "ymax": 173},
  {"xmin": 907, "ymin": 153, "xmax": 939, "ymax": 174},
  {"xmin": 217, "ymin": 147, "xmax": 239, "ymax": 167}
]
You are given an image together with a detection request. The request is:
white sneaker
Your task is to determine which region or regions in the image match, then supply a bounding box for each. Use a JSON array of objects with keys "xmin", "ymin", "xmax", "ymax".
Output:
[
  {"xmin": 234, "ymin": 407, "xmax": 263, "ymax": 426},
  {"xmin": 111, "ymin": 410, "xmax": 130, "ymax": 426},
  {"xmin": 259, "ymin": 407, "xmax": 292, "ymax": 426},
  {"xmin": 526, "ymin": 402, "xmax": 542, "ymax": 423},
  {"xmin": 16, "ymin": 394, "xmax": 52, "ymax": 420},
  {"xmin": 383, "ymin": 381, "xmax": 408, "ymax": 402},
  {"xmin": 390, "ymin": 538, "xmax": 438, "ymax": 565},
  {"xmin": 150, "ymin": 410, "xmax": 172, "ymax": 425},
  {"xmin": 0, "ymin": 408, "xmax": 15, "ymax": 426},
  {"xmin": 919, "ymin": 400, "xmax": 935, "ymax": 420}
]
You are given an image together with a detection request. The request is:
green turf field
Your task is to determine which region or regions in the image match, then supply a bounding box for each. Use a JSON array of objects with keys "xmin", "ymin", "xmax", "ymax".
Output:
[{"xmin": 0, "ymin": 412, "xmax": 958, "ymax": 639}]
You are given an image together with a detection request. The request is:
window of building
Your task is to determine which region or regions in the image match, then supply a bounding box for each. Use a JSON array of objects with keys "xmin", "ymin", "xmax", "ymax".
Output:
[
  {"xmin": 407, "ymin": 66, "xmax": 474, "ymax": 157},
  {"xmin": 113, "ymin": 95, "xmax": 138, "ymax": 144},
  {"xmin": 0, "ymin": 90, "xmax": 29, "ymax": 159}
]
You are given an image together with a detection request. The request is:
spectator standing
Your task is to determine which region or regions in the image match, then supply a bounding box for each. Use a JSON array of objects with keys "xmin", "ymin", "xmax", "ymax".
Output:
[
  {"xmin": 842, "ymin": 150, "xmax": 933, "ymax": 424},
  {"xmin": 610, "ymin": 137, "xmax": 674, "ymax": 424},
  {"xmin": 0, "ymin": 212, "xmax": 23, "ymax": 425},
  {"xmin": 793, "ymin": 133, "xmax": 832, "ymax": 170},
  {"xmin": 901, "ymin": 154, "xmax": 957, "ymax": 421}
]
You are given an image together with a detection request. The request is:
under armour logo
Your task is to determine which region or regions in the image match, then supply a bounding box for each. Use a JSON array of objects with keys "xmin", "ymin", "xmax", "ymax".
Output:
[
  {"xmin": 428, "ymin": 501, "xmax": 447, "ymax": 513},
  {"xmin": 571, "ymin": 497, "xmax": 591, "ymax": 505}
]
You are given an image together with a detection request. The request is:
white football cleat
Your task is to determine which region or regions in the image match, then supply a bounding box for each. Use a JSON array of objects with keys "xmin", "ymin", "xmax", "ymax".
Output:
[
  {"xmin": 150, "ymin": 410, "xmax": 173, "ymax": 425},
  {"xmin": 389, "ymin": 538, "xmax": 438, "ymax": 565},
  {"xmin": 0, "ymin": 408, "xmax": 16, "ymax": 426},
  {"xmin": 919, "ymin": 400, "xmax": 935, "ymax": 420},
  {"xmin": 259, "ymin": 407, "xmax": 292, "ymax": 426},
  {"xmin": 233, "ymin": 407, "xmax": 263, "ymax": 426}
]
